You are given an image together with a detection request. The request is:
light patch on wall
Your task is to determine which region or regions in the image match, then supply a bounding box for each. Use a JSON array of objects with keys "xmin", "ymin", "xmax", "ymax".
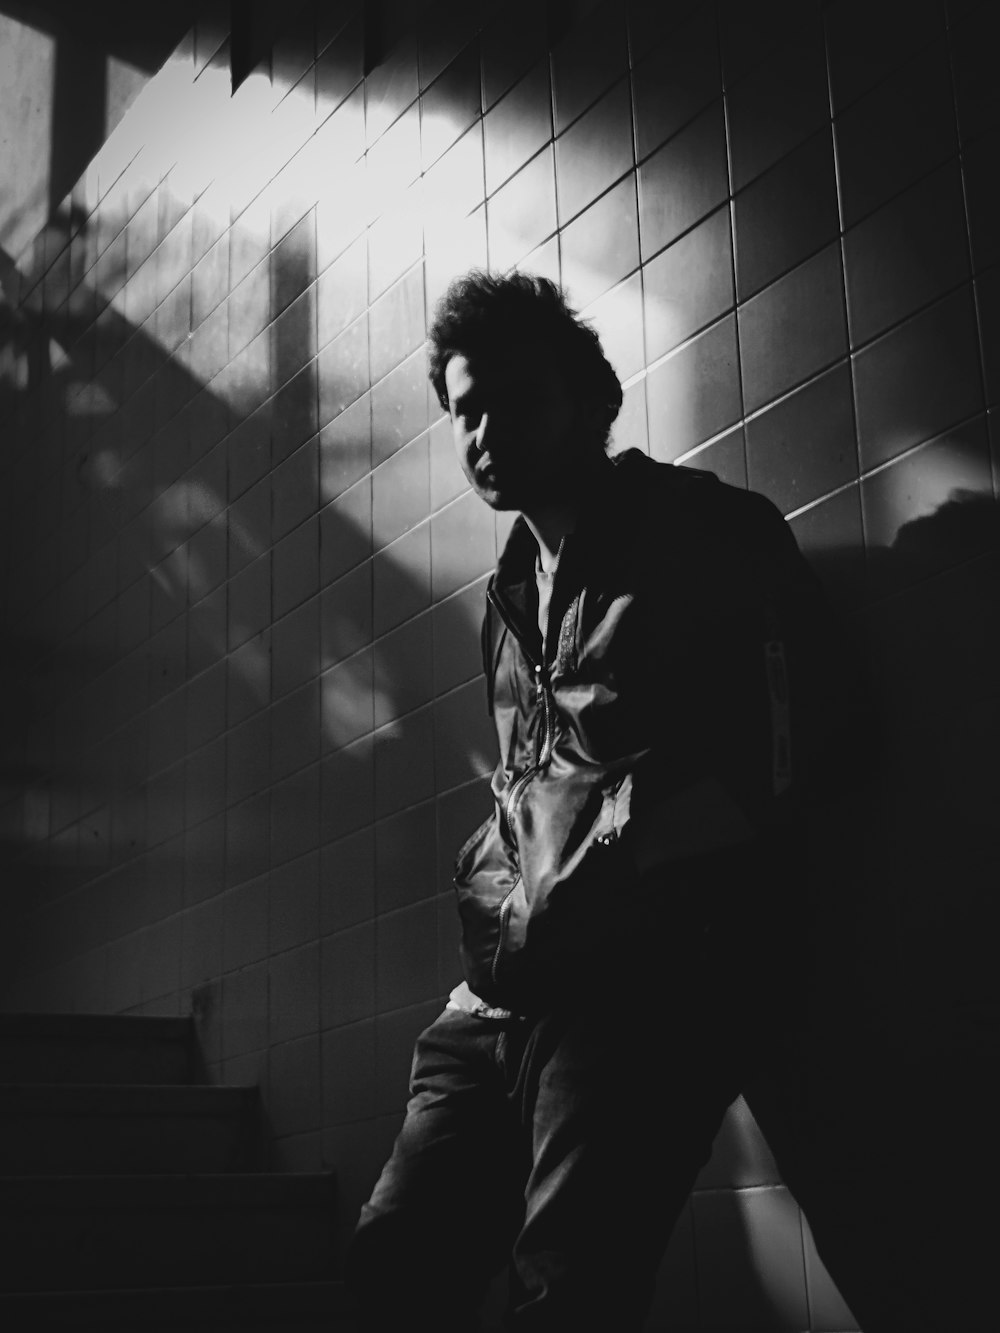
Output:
[{"xmin": 0, "ymin": 15, "xmax": 55, "ymax": 257}]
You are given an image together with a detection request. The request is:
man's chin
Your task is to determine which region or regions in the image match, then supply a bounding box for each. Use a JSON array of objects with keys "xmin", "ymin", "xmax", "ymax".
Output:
[{"xmin": 473, "ymin": 481, "xmax": 520, "ymax": 511}]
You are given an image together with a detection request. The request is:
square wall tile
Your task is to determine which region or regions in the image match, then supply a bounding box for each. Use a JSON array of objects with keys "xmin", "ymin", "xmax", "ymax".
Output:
[
  {"xmin": 429, "ymin": 414, "xmax": 468, "ymax": 512},
  {"xmin": 611, "ymin": 377, "xmax": 649, "ymax": 456},
  {"xmin": 271, "ymin": 595, "xmax": 321, "ymax": 700},
  {"xmin": 320, "ymin": 648, "xmax": 374, "ymax": 753},
  {"xmin": 227, "ymin": 636, "xmax": 271, "ymax": 729},
  {"xmin": 320, "ymin": 734, "xmax": 375, "ymax": 844},
  {"xmin": 432, "ymin": 575, "xmax": 489, "ymax": 695},
  {"xmin": 368, "ymin": 189, "xmax": 424, "ymax": 302},
  {"xmin": 374, "ymin": 799, "xmax": 437, "ymax": 917},
  {"xmin": 788, "ymin": 484, "xmax": 865, "ymax": 607},
  {"xmin": 373, "ymin": 610, "xmax": 435, "ymax": 727},
  {"xmin": 371, "ymin": 346, "xmax": 430, "ymax": 465},
  {"xmin": 844, "ymin": 161, "xmax": 970, "ymax": 348},
  {"xmin": 228, "ymin": 553, "xmax": 271, "ymax": 651},
  {"xmin": 272, "ymin": 761, "xmax": 322, "ymax": 867},
  {"xmin": 950, "ymin": 2, "xmax": 1000, "ymax": 145},
  {"xmin": 225, "ymin": 792, "xmax": 270, "ymax": 890},
  {"xmin": 979, "ymin": 267, "xmax": 1000, "ymax": 407},
  {"xmin": 272, "ymin": 436, "xmax": 320, "ymax": 543},
  {"xmin": 227, "ymin": 709, "xmax": 271, "ymax": 808},
  {"xmin": 632, "ymin": 4, "xmax": 720, "ymax": 163},
  {"xmin": 272, "ymin": 360, "xmax": 319, "ymax": 466},
  {"xmin": 270, "ymin": 853, "xmax": 320, "ymax": 958},
  {"xmin": 551, "ymin": 0, "xmax": 628, "ymax": 136},
  {"xmin": 372, "ymin": 432, "xmax": 431, "ymax": 552},
  {"xmin": 482, "ymin": 0, "xmax": 547, "ymax": 110},
  {"xmin": 638, "ymin": 100, "xmax": 729, "ymax": 262},
  {"xmin": 228, "ymin": 402, "xmax": 272, "ymax": 503},
  {"xmin": 271, "ymin": 209, "xmax": 317, "ymax": 321},
  {"xmin": 433, "ymin": 678, "xmax": 497, "ymax": 791},
  {"xmin": 320, "ymin": 393, "xmax": 372, "ymax": 505},
  {"xmin": 317, "ymin": 314, "xmax": 370, "ymax": 430},
  {"xmin": 365, "ymin": 30, "xmax": 419, "ymax": 148},
  {"xmin": 376, "ymin": 898, "xmax": 441, "ymax": 1012},
  {"xmin": 269, "ymin": 679, "xmax": 321, "ymax": 784},
  {"xmin": 746, "ymin": 363, "xmax": 857, "ymax": 516},
  {"xmin": 425, "ymin": 206, "xmax": 488, "ymax": 316},
  {"xmin": 369, "ymin": 264, "xmax": 426, "ymax": 385},
  {"xmin": 317, "ymin": 234, "xmax": 367, "ymax": 351},
  {"xmin": 584, "ymin": 270, "xmax": 645, "ymax": 384},
  {"xmin": 853, "ymin": 286, "xmax": 984, "ymax": 471},
  {"xmin": 726, "ymin": 19, "xmax": 829, "ymax": 192},
  {"xmin": 430, "ymin": 490, "xmax": 496, "ymax": 603},
  {"xmin": 734, "ymin": 127, "xmax": 839, "ymax": 301},
  {"xmin": 835, "ymin": 48, "xmax": 958, "ymax": 229},
  {"xmin": 373, "ymin": 521, "xmax": 432, "ymax": 636},
  {"xmin": 366, "ymin": 102, "xmax": 422, "ymax": 221},
  {"xmin": 374, "ymin": 705, "xmax": 436, "ymax": 818},
  {"xmin": 646, "ymin": 315, "xmax": 742, "ymax": 462},
  {"xmin": 483, "ymin": 60, "xmax": 552, "ymax": 196},
  {"xmin": 420, "ymin": 40, "xmax": 481, "ymax": 171},
  {"xmin": 320, "ymin": 825, "xmax": 375, "ymax": 935},
  {"xmin": 738, "ymin": 243, "xmax": 847, "ymax": 414},
  {"xmin": 682, "ymin": 425, "xmax": 747, "ymax": 491},
  {"xmin": 644, "ymin": 205, "xmax": 734, "ymax": 364},
  {"xmin": 316, "ymin": 10, "xmax": 364, "ymax": 118},
  {"xmin": 316, "ymin": 159, "xmax": 367, "ymax": 275},
  {"xmin": 554, "ymin": 78, "xmax": 633, "ymax": 226},
  {"xmin": 422, "ymin": 124, "xmax": 486, "ymax": 248},
  {"xmin": 964, "ymin": 129, "xmax": 1000, "ymax": 275},
  {"xmin": 560, "ymin": 173, "xmax": 639, "ymax": 312},
  {"xmin": 319, "ymin": 476, "xmax": 372, "ymax": 588},
  {"xmin": 320, "ymin": 561, "xmax": 373, "ymax": 671},
  {"xmin": 826, "ymin": 0, "xmax": 945, "ymax": 113},
  {"xmin": 272, "ymin": 515, "xmax": 319, "ymax": 620},
  {"xmin": 487, "ymin": 146, "xmax": 558, "ymax": 275},
  {"xmin": 269, "ymin": 941, "xmax": 320, "ymax": 1044}
]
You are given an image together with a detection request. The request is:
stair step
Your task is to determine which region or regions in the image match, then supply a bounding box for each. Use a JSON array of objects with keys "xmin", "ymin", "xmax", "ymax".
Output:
[
  {"xmin": 0, "ymin": 1280, "xmax": 357, "ymax": 1330},
  {"xmin": 0, "ymin": 1084, "xmax": 260, "ymax": 1175},
  {"xmin": 0, "ymin": 1014, "xmax": 194, "ymax": 1085},
  {"xmin": 0, "ymin": 1174, "xmax": 338, "ymax": 1292}
]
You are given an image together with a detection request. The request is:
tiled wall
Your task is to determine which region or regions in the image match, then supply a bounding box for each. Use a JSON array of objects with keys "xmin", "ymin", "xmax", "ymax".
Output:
[{"xmin": 0, "ymin": 0, "xmax": 996, "ymax": 1327}]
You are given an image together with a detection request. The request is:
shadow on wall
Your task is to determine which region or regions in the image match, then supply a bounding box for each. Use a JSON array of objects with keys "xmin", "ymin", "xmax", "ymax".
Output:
[
  {"xmin": 745, "ymin": 488, "xmax": 1000, "ymax": 1333},
  {"xmin": 0, "ymin": 203, "xmax": 488, "ymax": 954}
]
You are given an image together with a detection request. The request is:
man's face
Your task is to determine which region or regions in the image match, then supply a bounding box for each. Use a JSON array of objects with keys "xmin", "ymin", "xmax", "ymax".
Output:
[{"xmin": 444, "ymin": 350, "xmax": 579, "ymax": 513}]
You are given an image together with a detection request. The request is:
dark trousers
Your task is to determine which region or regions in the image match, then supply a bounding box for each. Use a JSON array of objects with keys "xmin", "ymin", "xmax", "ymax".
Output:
[{"xmin": 347, "ymin": 947, "xmax": 757, "ymax": 1332}]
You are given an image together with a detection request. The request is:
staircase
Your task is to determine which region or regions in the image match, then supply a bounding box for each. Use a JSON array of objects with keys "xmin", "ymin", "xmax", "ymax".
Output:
[{"xmin": 0, "ymin": 1014, "xmax": 356, "ymax": 1330}]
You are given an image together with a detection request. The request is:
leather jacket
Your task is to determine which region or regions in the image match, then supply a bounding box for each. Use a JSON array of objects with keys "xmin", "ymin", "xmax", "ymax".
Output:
[{"xmin": 453, "ymin": 448, "xmax": 828, "ymax": 1012}]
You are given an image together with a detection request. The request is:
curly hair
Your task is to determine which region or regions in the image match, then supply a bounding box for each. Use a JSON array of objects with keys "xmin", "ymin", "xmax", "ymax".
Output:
[{"xmin": 427, "ymin": 270, "xmax": 623, "ymax": 448}]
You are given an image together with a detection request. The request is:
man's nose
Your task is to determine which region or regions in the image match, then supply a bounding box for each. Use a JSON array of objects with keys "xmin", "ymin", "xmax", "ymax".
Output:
[{"xmin": 474, "ymin": 412, "xmax": 490, "ymax": 453}]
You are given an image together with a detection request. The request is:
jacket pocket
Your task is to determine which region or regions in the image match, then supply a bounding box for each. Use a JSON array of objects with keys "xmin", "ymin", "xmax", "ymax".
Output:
[{"xmin": 452, "ymin": 811, "xmax": 521, "ymax": 1005}]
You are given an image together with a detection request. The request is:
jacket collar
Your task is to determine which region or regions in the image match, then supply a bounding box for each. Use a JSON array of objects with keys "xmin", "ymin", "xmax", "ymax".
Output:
[{"xmin": 489, "ymin": 450, "xmax": 650, "ymax": 652}]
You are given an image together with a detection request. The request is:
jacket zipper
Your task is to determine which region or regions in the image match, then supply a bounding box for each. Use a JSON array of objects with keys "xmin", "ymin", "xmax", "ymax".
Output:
[{"xmin": 488, "ymin": 587, "xmax": 557, "ymax": 844}]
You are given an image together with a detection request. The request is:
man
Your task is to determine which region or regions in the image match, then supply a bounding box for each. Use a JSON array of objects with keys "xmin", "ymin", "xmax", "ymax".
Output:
[{"xmin": 348, "ymin": 271, "xmax": 832, "ymax": 1330}]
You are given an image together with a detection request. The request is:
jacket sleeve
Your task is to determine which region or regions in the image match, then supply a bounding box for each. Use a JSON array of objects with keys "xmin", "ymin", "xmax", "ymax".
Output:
[{"xmin": 616, "ymin": 484, "xmax": 828, "ymax": 872}]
